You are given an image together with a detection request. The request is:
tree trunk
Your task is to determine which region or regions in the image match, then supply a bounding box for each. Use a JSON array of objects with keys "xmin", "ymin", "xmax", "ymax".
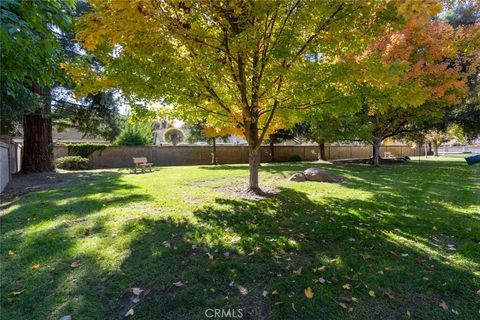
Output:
[
  {"xmin": 433, "ymin": 141, "xmax": 439, "ymax": 157},
  {"xmin": 372, "ymin": 137, "xmax": 381, "ymax": 166},
  {"xmin": 21, "ymin": 113, "xmax": 54, "ymax": 172},
  {"xmin": 269, "ymin": 141, "xmax": 275, "ymax": 162},
  {"xmin": 318, "ymin": 141, "xmax": 326, "ymax": 161},
  {"xmin": 248, "ymin": 147, "xmax": 261, "ymax": 194},
  {"xmin": 427, "ymin": 141, "xmax": 433, "ymax": 155},
  {"xmin": 211, "ymin": 138, "xmax": 217, "ymax": 165}
]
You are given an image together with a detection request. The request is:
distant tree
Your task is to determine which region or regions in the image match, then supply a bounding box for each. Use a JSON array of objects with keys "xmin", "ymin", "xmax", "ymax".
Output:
[
  {"xmin": 441, "ymin": 1, "xmax": 480, "ymax": 142},
  {"xmin": 303, "ymin": 109, "xmax": 369, "ymax": 160},
  {"xmin": 340, "ymin": 15, "xmax": 478, "ymax": 165},
  {"xmin": 164, "ymin": 128, "xmax": 185, "ymax": 146},
  {"xmin": 425, "ymin": 129, "xmax": 450, "ymax": 156},
  {"xmin": 266, "ymin": 129, "xmax": 294, "ymax": 162},
  {"xmin": 203, "ymin": 126, "xmax": 236, "ymax": 165},
  {"xmin": 115, "ymin": 121, "xmax": 153, "ymax": 146},
  {"xmin": 448, "ymin": 124, "xmax": 469, "ymax": 151}
]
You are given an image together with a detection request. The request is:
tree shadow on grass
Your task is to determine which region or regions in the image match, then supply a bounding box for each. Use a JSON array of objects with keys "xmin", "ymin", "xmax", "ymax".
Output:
[
  {"xmin": 1, "ymin": 162, "xmax": 478, "ymax": 319},
  {"xmin": 0, "ymin": 171, "xmax": 153, "ymax": 320},
  {"xmin": 104, "ymin": 185, "xmax": 478, "ymax": 319}
]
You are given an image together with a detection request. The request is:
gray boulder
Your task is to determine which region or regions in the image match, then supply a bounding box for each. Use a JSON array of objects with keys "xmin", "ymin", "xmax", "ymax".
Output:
[
  {"xmin": 288, "ymin": 172, "xmax": 306, "ymax": 182},
  {"xmin": 303, "ymin": 168, "xmax": 336, "ymax": 182}
]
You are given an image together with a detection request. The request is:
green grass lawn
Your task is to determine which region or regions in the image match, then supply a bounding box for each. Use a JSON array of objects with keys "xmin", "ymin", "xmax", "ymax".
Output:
[{"xmin": 1, "ymin": 158, "xmax": 479, "ymax": 319}]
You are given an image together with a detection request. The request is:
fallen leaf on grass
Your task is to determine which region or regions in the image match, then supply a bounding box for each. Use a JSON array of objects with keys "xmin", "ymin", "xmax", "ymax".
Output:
[
  {"xmin": 339, "ymin": 297, "xmax": 352, "ymax": 303},
  {"xmin": 368, "ymin": 290, "xmax": 376, "ymax": 297},
  {"xmin": 272, "ymin": 290, "xmax": 278, "ymax": 295},
  {"xmin": 477, "ymin": 289, "xmax": 480, "ymax": 296},
  {"xmin": 262, "ymin": 290, "xmax": 268, "ymax": 297},
  {"xmin": 319, "ymin": 277, "xmax": 326, "ymax": 284},
  {"xmin": 8, "ymin": 290, "xmax": 25, "ymax": 302},
  {"xmin": 162, "ymin": 241, "xmax": 171, "ymax": 248},
  {"xmin": 342, "ymin": 284, "xmax": 352, "ymax": 290},
  {"xmin": 173, "ymin": 281, "xmax": 184, "ymax": 287},
  {"xmin": 384, "ymin": 291, "xmax": 395, "ymax": 300},
  {"xmin": 339, "ymin": 302, "xmax": 348, "ymax": 309},
  {"xmin": 31, "ymin": 264, "xmax": 40, "ymax": 270},
  {"xmin": 439, "ymin": 301, "xmax": 448, "ymax": 311},
  {"xmin": 465, "ymin": 227, "xmax": 472, "ymax": 232},
  {"xmin": 293, "ymin": 267, "xmax": 302, "ymax": 275},
  {"xmin": 238, "ymin": 286, "xmax": 248, "ymax": 295},
  {"xmin": 206, "ymin": 253, "xmax": 214, "ymax": 260},
  {"xmin": 70, "ymin": 261, "xmax": 80, "ymax": 268},
  {"xmin": 59, "ymin": 316, "xmax": 71, "ymax": 320},
  {"xmin": 132, "ymin": 288, "xmax": 143, "ymax": 295},
  {"xmin": 131, "ymin": 296, "xmax": 140, "ymax": 304},
  {"xmin": 304, "ymin": 287, "xmax": 314, "ymax": 298},
  {"xmin": 351, "ymin": 297, "xmax": 358, "ymax": 303},
  {"xmin": 125, "ymin": 308, "xmax": 134, "ymax": 317},
  {"xmin": 274, "ymin": 301, "xmax": 284, "ymax": 306},
  {"xmin": 291, "ymin": 303, "xmax": 297, "ymax": 312},
  {"xmin": 313, "ymin": 266, "xmax": 326, "ymax": 272},
  {"xmin": 8, "ymin": 250, "xmax": 16, "ymax": 256}
]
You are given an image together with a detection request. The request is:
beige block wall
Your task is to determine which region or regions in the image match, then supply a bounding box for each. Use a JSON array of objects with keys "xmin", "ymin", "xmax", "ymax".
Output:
[{"xmin": 53, "ymin": 144, "xmax": 422, "ymax": 169}]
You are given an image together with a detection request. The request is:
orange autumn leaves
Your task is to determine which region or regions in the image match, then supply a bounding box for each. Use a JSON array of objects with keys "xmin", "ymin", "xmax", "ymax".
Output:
[{"xmin": 368, "ymin": 16, "xmax": 478, "ymax": 107}]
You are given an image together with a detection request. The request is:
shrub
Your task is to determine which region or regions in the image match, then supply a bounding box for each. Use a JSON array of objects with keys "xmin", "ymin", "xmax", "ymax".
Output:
[
  {"xmin": 114, "ymin": 121, "xmax": 153, "ymax": 146},
  {"xmin": 288, "ymin": 154, "xmax": 302, "ymax": 162},
  {"xmin": 163, "ymin": 128, "xmax": 185, "ymax": 146},
  {"xmin": 56, "ymin": 156, "xmax": 92, "ymax": 170},
  {"xmin": 66, "ymin": 143, "xmax": 108, "ymax": 158}
]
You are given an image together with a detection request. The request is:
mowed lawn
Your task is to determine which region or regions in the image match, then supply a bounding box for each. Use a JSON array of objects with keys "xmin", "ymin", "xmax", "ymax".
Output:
[{"xmin": 1, "ymin": 158, "xmax": 479, "ymax": 320}]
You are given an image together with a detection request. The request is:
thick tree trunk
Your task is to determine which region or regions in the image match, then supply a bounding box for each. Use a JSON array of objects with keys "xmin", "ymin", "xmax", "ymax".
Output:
[
  {"xmin": 247, "ymin": 147, "xmax": 261, "ymax": 193},
  {"xmin": 318, "ymin": 141, "xmax": 326, "ymax": 161},
  {"xmin": 372, "ymin": 137, "xmax": 381, "ymax": 166},
  {"xmin": 427, "ymin": 141, "xmax": 434, "ymax": 155},
  {"xmin": 269, "ymin": 141, "xmax": 275, "ymax": 162},
  {"xmin": 433, "ymin": 141, "xmax": 439, "ymax": 157},
  {"xmin": 21, "ymin": 113, "xmax": 54, "ymax": 172},
  {"xmin": 211, "ymin": 138, "xmax": 217, "ymax": 165}
]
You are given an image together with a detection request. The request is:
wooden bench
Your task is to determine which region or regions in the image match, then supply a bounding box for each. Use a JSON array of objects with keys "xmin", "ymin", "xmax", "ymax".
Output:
[
  {"xmin": 383, "ymin": 151, "xmax": 394, "ymax": 159},
  {"xmin": 133, "ymin": 157, "xmax": 153, "ymax": 173}
]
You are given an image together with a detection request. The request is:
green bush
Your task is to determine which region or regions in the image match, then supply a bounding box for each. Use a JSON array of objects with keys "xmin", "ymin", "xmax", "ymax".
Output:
[
  {"xmin": 288, "ymin": 154, "xmax": 302, "ymax": 162},
  {"xmin": 66, "ymin": 143, "xmax": 108, "ymax": 158},
  {"xmin": 163, "ymin": 128, "xmax": 185, "ymax": 146},
  {"xmin": 114, "ymin": 121, "xmax": 153, "ymax": 146},
  {"xmin": 56, "ymin": 156, "xmax": 92, "ymax": 170}
]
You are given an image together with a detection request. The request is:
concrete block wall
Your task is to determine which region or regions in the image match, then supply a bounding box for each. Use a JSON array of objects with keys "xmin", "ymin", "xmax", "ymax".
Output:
[{"xmin": 53, "ymin": 144, "xmax": 422, "ymax": 169}]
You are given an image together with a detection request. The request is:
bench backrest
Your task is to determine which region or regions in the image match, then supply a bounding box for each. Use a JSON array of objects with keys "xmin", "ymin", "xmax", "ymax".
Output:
[{"xmin": 133, "ymin": 157, "xmax": 148, "ymax": 164}]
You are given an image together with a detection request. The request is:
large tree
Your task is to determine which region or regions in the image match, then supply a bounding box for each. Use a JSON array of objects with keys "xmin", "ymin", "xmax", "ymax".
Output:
[
  {"xmin": 340, "ymin": 15, "xmax": 476, "ymax": 165},
  {"xmin": 1, "ymin": 0, "xmax": 75, "ymax": 171},
  {"xmin": 75, "ymin": 0, "xmax": 415, "ymax": 193},
  {"xmin": 1, "ymin": 0, "xmax": 123, "ymax": 172}
]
